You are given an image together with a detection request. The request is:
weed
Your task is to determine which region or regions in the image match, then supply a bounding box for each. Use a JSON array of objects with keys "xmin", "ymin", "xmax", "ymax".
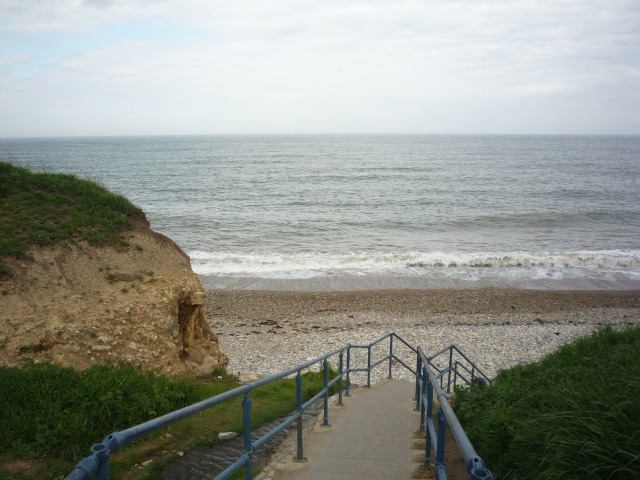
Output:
[{"xmin": 0, "ymin": 262, "xmax": 11, "ymax": 277}]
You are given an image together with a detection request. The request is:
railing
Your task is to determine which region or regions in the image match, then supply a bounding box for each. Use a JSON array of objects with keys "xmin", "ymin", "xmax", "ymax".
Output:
[
  {"xmin": 415, "ymin": 345, "xmax": 493, "ymax": 480},
  {"xmin": 423, "ymin": 344, "xmax": 493, "ymax": 394},
  {"xmin": 66, "ymin": 332, "xmax": 492, "ymax": 480}
]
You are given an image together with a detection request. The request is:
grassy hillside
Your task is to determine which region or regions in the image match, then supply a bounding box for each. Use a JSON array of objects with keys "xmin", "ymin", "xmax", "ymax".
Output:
[
  {"xmin": 454, "ymin": 326, "xmax": 640, "ymax": 479},
  {"xmin": 0, "ymin": 161, "xmax": 144, "ymax": 276}
]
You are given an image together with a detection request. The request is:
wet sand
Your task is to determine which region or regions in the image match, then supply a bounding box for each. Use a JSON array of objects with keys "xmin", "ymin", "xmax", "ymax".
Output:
[{"xmin": 207, "ymin": 288, "xmax": 640, "ymax": 327}]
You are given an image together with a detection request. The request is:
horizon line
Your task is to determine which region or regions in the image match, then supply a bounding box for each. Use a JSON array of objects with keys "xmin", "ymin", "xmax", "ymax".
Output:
[{"xmin": 2, "ymin": 132, "xmax": 639, "ymax": 140}]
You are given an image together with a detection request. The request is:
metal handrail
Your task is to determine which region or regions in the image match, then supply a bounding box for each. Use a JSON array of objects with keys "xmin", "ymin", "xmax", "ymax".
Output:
[
  {"xmin": 416, "ymin": 346, "xmax": 493, "ymax": 480},
  {"xmin": 427, "ymin": 344, "xmax": 492, "ymax": 393},
  {"xmin": 67, "ymin": 333, "xmax": 407, "ymax": 480},
  {"xmin": 66, "ymin": 332, "xmax": 491, "ymax": 480}
]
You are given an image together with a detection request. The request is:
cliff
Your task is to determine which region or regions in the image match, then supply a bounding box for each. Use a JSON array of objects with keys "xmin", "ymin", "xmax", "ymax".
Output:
[{"xmin": 0, "ymin": 218, "xmax": 227, "ymax": 376}]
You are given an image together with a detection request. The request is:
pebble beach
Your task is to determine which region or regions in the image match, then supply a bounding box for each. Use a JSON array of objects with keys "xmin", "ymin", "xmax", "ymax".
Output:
[{"xmin": 207, "ymin": 289, "xmax": 640, "ymax": 382}]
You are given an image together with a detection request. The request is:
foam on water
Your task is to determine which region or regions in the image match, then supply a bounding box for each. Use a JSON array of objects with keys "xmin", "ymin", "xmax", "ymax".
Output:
[
  {"xmin": 189, "ymin": 250, "xmax": 640, "ymax": 276},
  {"xmin": 189, "ymin": 249, "xmax": 640, "ymax": 290}
]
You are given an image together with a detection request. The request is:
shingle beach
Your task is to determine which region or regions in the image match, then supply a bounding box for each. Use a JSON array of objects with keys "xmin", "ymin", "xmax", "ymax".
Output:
[{"xmin": 207, "ymin": 289, "xmax": 640, "ymax": 382}]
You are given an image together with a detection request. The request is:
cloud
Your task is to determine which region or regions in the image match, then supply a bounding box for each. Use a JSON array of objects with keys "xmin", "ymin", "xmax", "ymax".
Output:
[{"xmin": 1, "ymin": 0, "xmax": 639, "ymax": 135}]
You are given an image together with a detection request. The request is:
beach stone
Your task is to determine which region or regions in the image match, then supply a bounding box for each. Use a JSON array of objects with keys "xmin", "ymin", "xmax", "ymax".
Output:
[
  {"xmin": 91, "ymin": 345, "xmax": 112, "ymax": 352},
  {"xmin": 238, "ymin": 372, "xmax": 260, "ymax": 383},
  {"xmin": 190, "ymin": 292, "xmax": 205, "ymax": 305},
  {"xmin": 113, "ymin": 272, "xmax": 136, "ymax": 282}
]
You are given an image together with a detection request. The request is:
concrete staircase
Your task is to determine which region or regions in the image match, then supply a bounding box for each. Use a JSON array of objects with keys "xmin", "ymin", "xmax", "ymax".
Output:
[{"xmin": 261, "ymin": 379, "xmax": 420, "ymax": 480}]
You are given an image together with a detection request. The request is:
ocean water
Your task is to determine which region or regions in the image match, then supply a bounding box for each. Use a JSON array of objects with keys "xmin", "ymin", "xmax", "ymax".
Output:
[{"xmin": 2, "ymin": 134, "xmax": 640, "ymax": 291}]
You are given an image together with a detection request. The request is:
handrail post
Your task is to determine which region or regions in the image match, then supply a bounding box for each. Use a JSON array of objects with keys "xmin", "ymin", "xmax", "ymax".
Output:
[
  {"xmin": 322, "ymin": 359, "xmax": 331, "ymax": 427},
  {"xmin": 415, "ymin": 352, "xmax": 422, "ymax": 408},
  {"xmin": 425, "ymin": 372, "xmax": 433, "ymax": 466},
  {"xmin": 388, "ymin": 334, "xmax": 394, "ymax": 379},
  {"xmin": 453, "ymin": 361, "xmax": 459, "ymax": 391},
  {"xmin": 338, "ymin": 351, "xmax": 344, "ymax": 406},
  {"xmin": 92, "ymin": 443, "xmax": 110, "ymax": 480},
  {"xmin": 419, "ymin": 366, "xmax": 427, "ymax": 433},
  {"xmin": 436, "ymin": 408, "xmax": 447, "ymax": 478},
  {"xmin": 242, "ymin": 393, "xmax": 253, "ymax": 479},
  {"xmin": 345, "ymin": 345, "xmax": 352, "ymax": 397},
  {"xmin": 447, "ymin": 347, "xmax": 454, "ymax": 393},
  {"xmin": 293, "ymin": 372, "xmax": 306, "ymax": 462},
  {"xmin": 367, "ymin": 345, "xmax": 372, "ymax": 388}
]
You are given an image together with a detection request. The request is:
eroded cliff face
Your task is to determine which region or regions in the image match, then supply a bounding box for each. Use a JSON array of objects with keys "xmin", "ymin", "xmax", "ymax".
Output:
[{"xmin": 0, "ymin": 220, "xmax": 227, "ymax": 376}]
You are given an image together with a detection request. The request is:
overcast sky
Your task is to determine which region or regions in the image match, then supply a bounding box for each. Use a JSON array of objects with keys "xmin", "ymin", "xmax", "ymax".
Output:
[{"xmin": 1, "ymin": 0, "xmax": 639, "ymax": 137}]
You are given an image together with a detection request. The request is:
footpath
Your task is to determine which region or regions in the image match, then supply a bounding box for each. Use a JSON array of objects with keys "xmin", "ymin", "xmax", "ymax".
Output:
[{"xmin": 259, "ymin": 379, "xmax": 419, "ymax": 480}]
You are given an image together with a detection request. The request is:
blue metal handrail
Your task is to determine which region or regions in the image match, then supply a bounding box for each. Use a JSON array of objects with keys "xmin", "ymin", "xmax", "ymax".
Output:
[
  {"xmin": 425, "ymin": 343, "xmax": 492, "ymax": 393},
  {"xmin": 415, "ymin": 345, "xmax": 493, "ymax": 480},
  {"xmin": 67, "ymin": 332, "xmax": 407, "ymax": 480},
  {"xmin": 66, "ymin": 332, "xmax": 491, "ymax": 480}
]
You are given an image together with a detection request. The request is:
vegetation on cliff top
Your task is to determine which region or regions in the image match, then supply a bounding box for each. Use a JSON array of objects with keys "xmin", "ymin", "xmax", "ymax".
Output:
[
  {"xmin": 0, "ymin": 161, "xmax": 144, "ymax": 276},
  {"xmin": 454, "ymin": 326, "xmax": 640, "ymax": 479}
]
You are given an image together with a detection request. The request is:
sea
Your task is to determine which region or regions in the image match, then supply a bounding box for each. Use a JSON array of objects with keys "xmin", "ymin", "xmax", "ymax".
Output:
[{"xmin": 2, "ymin": 134, "xmax": 639, "ymax": 291}]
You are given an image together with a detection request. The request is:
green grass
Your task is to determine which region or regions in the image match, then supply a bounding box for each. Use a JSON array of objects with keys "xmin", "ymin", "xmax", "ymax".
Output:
[
  {"xmin": 454, "ymin": 326, "xmax": 640, "ymax": 480},
  {"xmin": 0, "ymin": 162, "xmax": 144, "ymax": 276},
  {"xmin": 0, "ymin": 363, "xmax": 339, "ymax": 479}
]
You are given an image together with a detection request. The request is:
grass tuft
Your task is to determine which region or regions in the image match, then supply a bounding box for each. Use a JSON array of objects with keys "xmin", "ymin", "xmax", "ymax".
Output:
[
  {"xmin": 454, "ymin": 326, "xmax": 640, "ymax": 479},
  {"xmin": 0, "ymin": 162, "xmax": 145, "ymax": 276}
]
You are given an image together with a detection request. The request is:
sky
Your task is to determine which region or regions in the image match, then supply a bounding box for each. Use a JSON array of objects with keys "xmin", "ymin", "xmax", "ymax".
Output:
[{"xmin": 0, "ymin": 0, "xmax": 639, "ymax": 137}]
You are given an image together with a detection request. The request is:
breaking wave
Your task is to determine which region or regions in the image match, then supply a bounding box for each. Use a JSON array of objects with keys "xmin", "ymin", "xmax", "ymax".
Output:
[{"xmin": 189, "ymin": 250, "xmax": 640, "ymax": 277}]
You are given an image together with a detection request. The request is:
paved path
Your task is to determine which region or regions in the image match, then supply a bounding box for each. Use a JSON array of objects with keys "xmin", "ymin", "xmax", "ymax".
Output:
[{"xmin": 266, "ymin": 379, "xmax": 419, "ymax": 480}]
